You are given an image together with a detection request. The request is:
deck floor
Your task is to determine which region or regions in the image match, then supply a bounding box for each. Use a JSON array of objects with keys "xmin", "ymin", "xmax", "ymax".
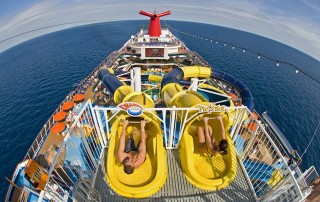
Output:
[{"xmin": 94, "ymin": 149, "xmax": 256, "ymax": 202}]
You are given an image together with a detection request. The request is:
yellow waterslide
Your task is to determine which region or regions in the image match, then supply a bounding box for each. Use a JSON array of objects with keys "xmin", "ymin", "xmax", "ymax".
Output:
[
  {"xmin": 106, "ymin": 113, "xmax": 167, "ymax": 198},
  {"xmin": 101, "ymin": 69, "xmax": 166, "ymax": 198},
  {"xmin": 179, "ymin": 112, "xmax": 237, "ymax": 190},
  {"xmin": 161, "ymin": 66, "xmax": 237, "ymax": 190}
]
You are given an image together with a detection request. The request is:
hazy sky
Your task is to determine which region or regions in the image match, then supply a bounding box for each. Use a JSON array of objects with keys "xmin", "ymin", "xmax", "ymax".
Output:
[{"xmin": 0, "ymin": 0, "xmax": 320, "ymax": 60}]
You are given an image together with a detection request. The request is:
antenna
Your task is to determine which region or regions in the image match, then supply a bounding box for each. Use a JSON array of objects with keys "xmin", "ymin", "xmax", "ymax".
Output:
[{"xmin": 139, "ymin": 9, "xmax": 171, "ymax": 37}]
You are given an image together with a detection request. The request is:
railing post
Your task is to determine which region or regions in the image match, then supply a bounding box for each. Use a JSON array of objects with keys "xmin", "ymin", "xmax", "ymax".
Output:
[
  {"xmin": 230, "ymin": 108, "xmax": 246, "ymax": 139},
  {"xmin": 230, "ymin": 108, "xmax": 241, "ymax": 139},
  {"xmin": 162, "ymin": 109, "xmax": 168, "ymax": 149},
  {"xmin": 233, "ymin": 108, "xmax": 247, "ymax": 139},
  {"xmin": 103, "ymin": 109, "xmax": 110, "ymax": 141},
  {"xmin": 94, "ymin": 107, "xmax": 107, "ymax": 146},
  {"xmin": 169, "ymin": 106, "xmax": 176, "ymax": 149},
  {"xmin": 89, "ymin": 102, "xmax": 106, "ymax": 148},
  {"xmin": 78, "ymin": 122, "xmax": 98, "ymax": 169},
  {"xmin": 190, "ymin": 78, "xmax": 198, "ymax": 91},
  {"xmin": 240, "ymin": 125, "xmax": 259, "ymax": 160}
]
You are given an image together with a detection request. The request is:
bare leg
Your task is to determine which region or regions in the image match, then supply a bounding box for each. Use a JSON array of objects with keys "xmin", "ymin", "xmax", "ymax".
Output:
[
  {"xmin": 218, "ymin": 116, "xmax": 226, "ymax": 140},
  {"xmin": 217, "ymin": 116, "xmax": 228, "ymax": 154},
  {"xmin": 118, "ymin": 120, "xmax": 129, "ymax": 162},
  {"xmin": 197, "ymin": 126, "xmax": 206, "ymax": 154},
  {"xmin": 204, "ymin": 117, "xmax": 218, "ymax": 156}
]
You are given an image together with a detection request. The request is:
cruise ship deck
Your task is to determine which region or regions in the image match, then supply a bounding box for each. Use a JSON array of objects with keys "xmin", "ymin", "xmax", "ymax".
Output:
[
  {"xmin": 5, "ymin": 9, "xmax": 319, "ymax": 202},
  {"xmin": 94, "ymin": 149, "xmax": 256, "ymax": 202}
]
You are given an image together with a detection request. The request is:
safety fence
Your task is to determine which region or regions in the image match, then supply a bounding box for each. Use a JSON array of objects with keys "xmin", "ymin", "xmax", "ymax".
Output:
[
  {"xmin": 40, "ymin": 100, "xmax": 103, "ymax": 201},
  {"xmin": 91, "ymin": 101, "xmax": 304, "ymax": 201},
  {"xmin": 16, "ymin": 101, "xmax": 307, "ymax": 201},
  {"xmin": 22, "ymin": 50, "xmax": 119, "ymax": 161},
  {"xmin": 6, "ymin": 51, "xmax": 119, "ymax": 201},
  {"xmin": 23, "ymin": 98, "xmax": 307, "ymax": 201},
  {"xmin": 232, "ymin": 110, "xmax": 304, "ymax": 201}
]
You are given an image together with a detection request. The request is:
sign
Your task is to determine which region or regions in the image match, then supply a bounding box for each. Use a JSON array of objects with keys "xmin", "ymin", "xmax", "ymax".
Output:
[
  {"xmin": 117, "ymin": 102, "xmax": 144, "ymax": 117},
  {"xmin": 197, "ymin": 103, "xmax": 227, "ymax": 113},
  {"xmin": 145, "ymin": 48, "xmax": 164, "ymax": 57}
]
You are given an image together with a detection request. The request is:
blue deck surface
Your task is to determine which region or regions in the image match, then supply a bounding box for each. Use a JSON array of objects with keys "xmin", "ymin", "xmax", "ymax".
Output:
[
  {"xmin": 234, "ymin": 134, "xmax": 246, "ymax": 155},
  {"xmin": 15, "ymin": 167, "xmax": 33, "ymax": 189},
  {"xmin": 28, "ymin": 191, "xmax": 49, "ymax": 202}
]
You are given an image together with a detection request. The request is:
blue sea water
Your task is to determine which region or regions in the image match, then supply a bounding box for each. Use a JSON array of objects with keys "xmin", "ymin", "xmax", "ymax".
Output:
[{"xmin": 0, "ymin": 20, "xmax": 319, "ymax": 197}]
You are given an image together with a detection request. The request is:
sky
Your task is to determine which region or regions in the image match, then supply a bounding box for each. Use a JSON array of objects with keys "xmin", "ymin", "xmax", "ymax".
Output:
[{"xmin": 0, "ymin": 0, "xmax": 320, "ymax": 61}]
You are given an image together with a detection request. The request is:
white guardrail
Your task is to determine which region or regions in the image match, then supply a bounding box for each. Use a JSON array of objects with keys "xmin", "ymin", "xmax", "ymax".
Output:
[
  {"xmin": 22, "ymin": 51, "xmax": 119, "ymax": 161},
  {"xmin": 5, "ymin": 51, "xmax": 120, "ymax": 202},
  {"xmin": 19, "ymin": 99, "xmax": 306, "ymax": 201},
  {"xmin": 9, "ymin": 51, "xmax": 308, "ymax": 201},
  {"xmin": 90, "ymin": 102, "xmax": 304, "ymax": 201}
]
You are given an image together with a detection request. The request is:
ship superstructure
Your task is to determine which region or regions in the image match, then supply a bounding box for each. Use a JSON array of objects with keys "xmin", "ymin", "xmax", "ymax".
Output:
[{"xmin": 5, "ymin": 10, "xmax": 319, "ymax": 202}]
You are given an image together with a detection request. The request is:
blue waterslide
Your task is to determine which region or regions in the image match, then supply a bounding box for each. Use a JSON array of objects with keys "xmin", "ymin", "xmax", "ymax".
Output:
[
  {"xmin": 97, "ymin": 68, "xmax": 124, "ymax": 95},
  {"xmin": 112, "ymin": 68, "xmax": 255, "ymax": 111},
  {"xmin": 211, "ymin": 69, "xmax": 255, "ymax": 111}
]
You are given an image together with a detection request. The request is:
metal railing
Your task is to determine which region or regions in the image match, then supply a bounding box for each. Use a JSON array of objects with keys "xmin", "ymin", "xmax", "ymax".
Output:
[
  {"xmin": 5, "ymin": 50, "xmax": 120, "ymax": 201},
  {"xmin": 16, "ymin": 99, "xmax": 303, "ymax": 201},
  {"xmin": 41, "ymin": 100, "xmax": 105, "ymax": 201},
  {"xmin": 91, "ymin": 103, "xmax": 304, "ymax": 201},
  {"xmin": 8, "ymin": 41, "xmax": 308, "ymax": 201},
  {"xmin": 232, "ymin": 110, "xmax": 304, "ymax": 201},
  {"xmin": 22, "ymin": 51, "xmax": 119, "ymax": 161}
]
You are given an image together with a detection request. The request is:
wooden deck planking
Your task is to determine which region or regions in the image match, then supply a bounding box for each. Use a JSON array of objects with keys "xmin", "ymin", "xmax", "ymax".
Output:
[{"xmin": 94, "ymin": 149, "xmax": 256, "ymax": 202}]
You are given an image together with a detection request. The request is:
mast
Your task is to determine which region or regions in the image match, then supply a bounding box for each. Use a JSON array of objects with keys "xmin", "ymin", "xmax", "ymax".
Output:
[{"xmin": 139, "ymin": 9, "xmax": 171, "ymax": 37}]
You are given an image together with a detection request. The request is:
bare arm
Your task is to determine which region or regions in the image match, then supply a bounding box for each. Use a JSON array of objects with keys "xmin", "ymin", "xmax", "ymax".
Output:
[
  {"xmin": 134, "ymin": 120, "xmax": 147, "ymax": 167},
  {"xmin": 203, "ymin": 117, "xmax": 213, "ymax": 149},
  {"xmin": 118, "ymin": 120, "xmax": 128, "ymax": 161},
  {"xmin": 218, "ymin": 116, "xmax": 226, "ymax": 140}
]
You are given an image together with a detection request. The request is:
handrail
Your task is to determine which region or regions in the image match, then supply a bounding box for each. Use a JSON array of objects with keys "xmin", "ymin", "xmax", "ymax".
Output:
[{"xmin": 22, "ymin": 51, "xmax": 120, "ymax": 161}]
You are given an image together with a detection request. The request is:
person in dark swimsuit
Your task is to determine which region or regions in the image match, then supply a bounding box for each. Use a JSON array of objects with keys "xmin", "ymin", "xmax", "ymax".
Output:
[
  {"xmin": 118, "ymin": 120, "xmax": 147, "ymax": 174},
  {"xmin": 197, "ymin": 116, "xmax": 228, "ymax": 156}
]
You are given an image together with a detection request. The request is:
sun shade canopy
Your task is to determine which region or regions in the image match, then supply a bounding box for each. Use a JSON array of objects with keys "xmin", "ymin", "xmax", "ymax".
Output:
[
  {"xmin": 73, "ymin": 94, "xmax": 85, "ymax": 102},
  {"xmin": 53, "ymin": 111, "xmax": 67, "ymax": 122},
  {"xmin": 61, "ymin": 101, "xmax": 74, "ymax": 111},
  {"xmin": 51, "ymin": 122, "xmax": 66, "ymax": 134}
]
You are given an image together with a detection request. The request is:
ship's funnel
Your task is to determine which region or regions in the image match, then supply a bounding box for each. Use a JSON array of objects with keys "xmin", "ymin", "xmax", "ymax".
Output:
[{"xmin": 139, "ymin": 10, "xmax": 171, "ymax": 37}]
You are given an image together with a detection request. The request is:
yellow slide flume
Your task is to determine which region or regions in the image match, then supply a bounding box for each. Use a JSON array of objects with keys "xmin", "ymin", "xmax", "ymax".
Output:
[
  {"xmin": 106, "ymin": 92, "xmax": 167, "ymax": 198},
  {"xmin": 179, "ymin": 115, "xmax": 237, "ymax": 190},
  {"xmin": 160, "ymin": 65, "xmax": 237, "ymax": 190}
]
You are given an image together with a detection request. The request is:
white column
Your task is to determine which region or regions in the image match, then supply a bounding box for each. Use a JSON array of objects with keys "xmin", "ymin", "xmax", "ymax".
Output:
[
  {"xmin": 190, "ymin": 78, "xmax": 199, "ymax": 91},
  {"xmin": 133, "ymin": 67, "xmax": 141, "ymax": 92},
  {"xmin": 130, "ymin": 68, "xmax": 134, "ymax": 89}
]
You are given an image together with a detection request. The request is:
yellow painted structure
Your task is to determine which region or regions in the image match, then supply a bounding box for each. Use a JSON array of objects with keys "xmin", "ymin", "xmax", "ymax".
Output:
[
  {"xmin": 106, "ymin": 91, "xmax": 167, "ymax": 198},
  {"xmin": 268, "ymin": 169, "xmax": 283, "ymax": 186},
  {"xmin": 24, "ymin": 159, "xmax": 49, "ymax": 190},
  {"xmin": 159, "ymin": 66, "xmax": 238, "ymax": 190},
  {"xmin": 106, "ymin": 115, "xmax": 167, "ymax": 198},
  {"xmin": 179, "ymin": 115, "xmax": 237, "ymax": 190}
]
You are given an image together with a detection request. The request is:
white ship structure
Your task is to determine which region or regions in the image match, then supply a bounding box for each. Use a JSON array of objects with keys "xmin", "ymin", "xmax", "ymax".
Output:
[{"xmin": 5, "ymin": 9, "xmax": 319, "ymax": 202}]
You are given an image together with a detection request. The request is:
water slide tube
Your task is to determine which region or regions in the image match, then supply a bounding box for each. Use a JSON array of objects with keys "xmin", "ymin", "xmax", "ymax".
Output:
[
  {"xmin": 160, "ymin": 66, "xmax": 237, "ymax": 190},
  {"xmin": 98, "ymin": 68, "xmax": 167, "ymax": 198},
  {"xmin": 114, "ymin": 68, "xmax": 255, "ymax": 111},
  {"xmin": 211, "ymin": 69, "xmax": 255, "ymax": 112}
]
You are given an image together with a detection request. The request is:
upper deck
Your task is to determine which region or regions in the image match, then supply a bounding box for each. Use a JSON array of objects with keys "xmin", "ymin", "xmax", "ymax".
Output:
[{"xmin": 124, "ymin": 28, "xmax": 184, "ymax": 59}]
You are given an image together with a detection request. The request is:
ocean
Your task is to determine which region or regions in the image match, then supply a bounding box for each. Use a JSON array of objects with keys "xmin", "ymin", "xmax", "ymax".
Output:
[{"xmin": 0, "ymin": 20, "xmax": 319, "ymax": 197}]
